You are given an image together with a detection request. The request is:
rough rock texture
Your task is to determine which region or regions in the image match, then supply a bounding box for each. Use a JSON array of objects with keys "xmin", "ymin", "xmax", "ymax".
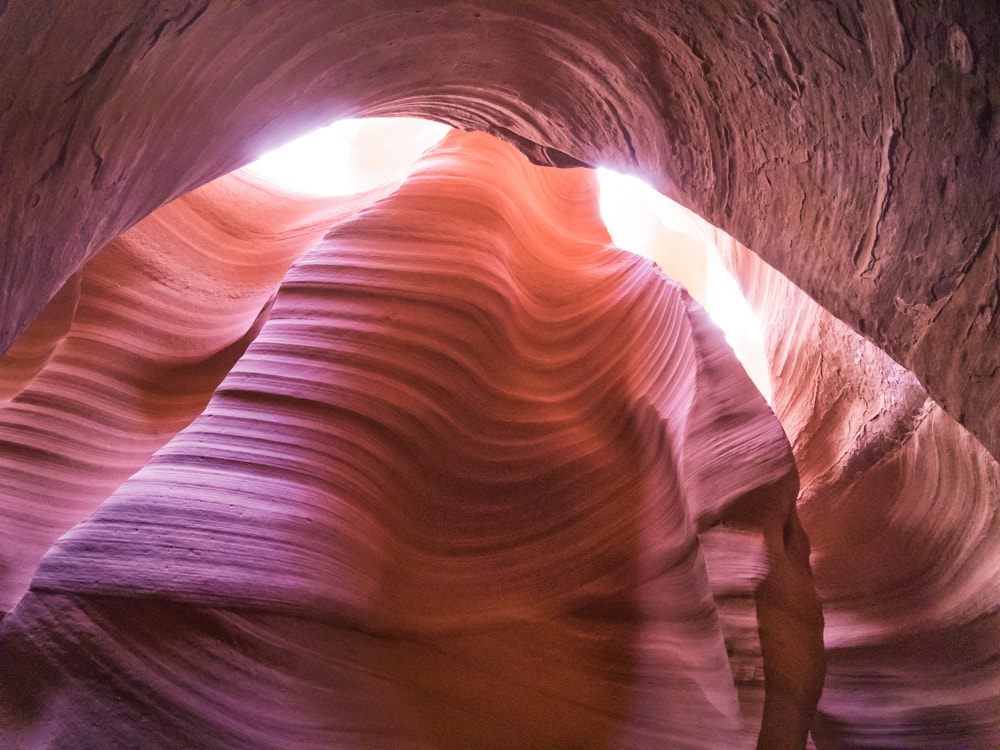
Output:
[
  {"xmin": 0, "ymin": 1, "xmax": 997, "ymax": 462},
  {"xmin": 0, "ymin": 131, "xmax": 821, "ymax": 747}
]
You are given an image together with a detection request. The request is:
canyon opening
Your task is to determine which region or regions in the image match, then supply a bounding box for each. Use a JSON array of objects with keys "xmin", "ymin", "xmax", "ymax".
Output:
[{"xmin": 1, "ymin": 3, "xmax": 998, "ymax": 748}]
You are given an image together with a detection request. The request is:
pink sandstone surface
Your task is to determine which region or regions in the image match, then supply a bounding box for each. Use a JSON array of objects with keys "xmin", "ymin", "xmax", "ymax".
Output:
[
  {"xmin": 2, "ymin": 131, "xmax": 821, "ymax": 748},
  {"xmin": 0, "ymin": 3, "xmax": 998, "ymax": 747}
]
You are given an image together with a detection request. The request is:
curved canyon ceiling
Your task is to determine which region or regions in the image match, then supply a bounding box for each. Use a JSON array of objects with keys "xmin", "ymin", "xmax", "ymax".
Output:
[{"xmin": 1, "ymin": 2, "xmax": 998, "ymax": 748}]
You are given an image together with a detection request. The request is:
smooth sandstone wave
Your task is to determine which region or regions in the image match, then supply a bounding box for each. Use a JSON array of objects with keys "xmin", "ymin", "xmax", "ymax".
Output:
[
  {"xmin": 0, "ymin": 131, "xmax": 818, "ymax": 748},
  {"xmin": 1, "ymin": 4, "xmax": 998, "ymax": 746},
  {"xmin": 1, "ymin": 3, "xmax": 996, "ymax": 466},
  {"xmin": 714, "ymin": 228, "xmax": 1000, "ymax": 747},
  {"xmin": 0, "ymin": 171, "xmax": 374, "ymax": 613}
]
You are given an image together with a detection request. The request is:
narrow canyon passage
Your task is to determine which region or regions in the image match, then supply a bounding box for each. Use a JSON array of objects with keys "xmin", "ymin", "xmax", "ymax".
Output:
[
  {"xmin": 1, "ymin": 3, "xmax": 998, "ymax": 748},
  {"xmin": 1, "ymin": 126, "xmax": 823, "ymax": 748}
]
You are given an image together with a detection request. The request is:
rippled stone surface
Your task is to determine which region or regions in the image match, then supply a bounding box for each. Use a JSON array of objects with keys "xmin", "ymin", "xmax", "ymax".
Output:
[
  {"xmin": 1, "ymin": 1, "xmax": 996, "ymax": 460},
  {"xmin": 714, "ymin": 227, "xmax": 1000, "ymax": 748},
  {"xmin": 0, "ymin": 171, "xmax": 365, "ymax": 613},
  {"xmin": 1, "ymin": 3, "xmax": 998, "ymax": 747},
  {"xmin": 0, "ymin": 132, "xmax": 821, "ymax": 747}
]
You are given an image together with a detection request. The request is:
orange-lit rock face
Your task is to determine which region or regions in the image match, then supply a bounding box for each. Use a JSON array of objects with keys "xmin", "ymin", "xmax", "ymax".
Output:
[
  {"xmin": 1, "ymin": 3, "xmax": 999, "ymax": 747},
  {"xmin": 1, "ymin": 2, "xmax": 997, "ymax": 462},
  {"xmin": 0, "ymin": 131, "xmax": 818, "ymax": 747},
  {"xmin": 0, "ymin": 172, "xmax": 368, "ymax": 613},
  {"xmin": 714, "ymin": 229, "xmax": 1000, "ymax": 746}
]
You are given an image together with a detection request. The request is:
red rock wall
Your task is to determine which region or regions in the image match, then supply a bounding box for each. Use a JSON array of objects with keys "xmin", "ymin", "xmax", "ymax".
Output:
[
  {"xmin": 715, "ymin": 227, "xmax": 1000, "ymax": 746},
  {"xmin": 0, "ymin": 2, "xmax": 998, "ymax": 747},
  {"xmin": 1, "ymin": 1, "xmax": 997, "ymax": 461},
  {"xmin": 1, "ymin": 131, "xmax": 821, "ymax": 747},
  {"xmin": 0, "ymin": 171, "xmax": 366, "ymax": 614}
]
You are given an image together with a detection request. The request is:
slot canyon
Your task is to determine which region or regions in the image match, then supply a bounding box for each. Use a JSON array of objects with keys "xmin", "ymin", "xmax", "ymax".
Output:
[{"xmin": 0, "ymin": 2, "xmax": 997, "ymax": 748}]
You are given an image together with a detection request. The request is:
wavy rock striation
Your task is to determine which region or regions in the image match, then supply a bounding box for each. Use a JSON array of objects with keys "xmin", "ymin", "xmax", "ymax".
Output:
[
  {"xmin": 0, "ymin": 172, "xmax": 368, "ymax": 613},
  {"xmin": 1, "ymin": 2, "xmax": 998, "ymax": 743},
  {"xmin": 0, "ymin": 2, "xmax": 997, "ymax": 462},
  {"xmin": 0, "ymin": 131, "xmax": 820, "ymax": 748},
  {"xmin": 715, "ymin": 228, "xmax": 1000, "ymax": 747}
]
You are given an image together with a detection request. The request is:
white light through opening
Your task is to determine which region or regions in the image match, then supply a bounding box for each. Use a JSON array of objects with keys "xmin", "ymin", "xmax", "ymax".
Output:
[
  {"xmin": 596, "ymin": 167, "xmax": 771, "ymax": 402},
  {"xmin": 244, "ymin": 117, "xmax": 451, "ymax": 196},
  {"xmin": 244, "ymin": 119, "xmax": 770, "ymax": 402}
]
